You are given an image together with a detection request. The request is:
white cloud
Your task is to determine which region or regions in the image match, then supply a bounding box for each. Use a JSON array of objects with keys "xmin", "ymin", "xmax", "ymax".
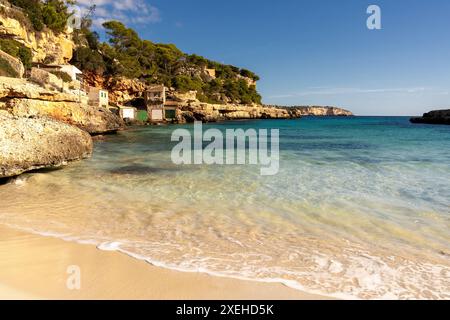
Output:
[{"xmin": 73, "ymin": 0, "xmax": 161, "ymax": 28}]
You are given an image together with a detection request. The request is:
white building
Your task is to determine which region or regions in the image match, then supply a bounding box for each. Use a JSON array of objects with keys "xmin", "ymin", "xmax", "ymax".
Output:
[
  {"xmin": 88, "ymin": 87, "xmax": 109, "ymax": 108},
  {"xmin": 58, "ymin": 65, "xmax": 83, "ymax": 82}
]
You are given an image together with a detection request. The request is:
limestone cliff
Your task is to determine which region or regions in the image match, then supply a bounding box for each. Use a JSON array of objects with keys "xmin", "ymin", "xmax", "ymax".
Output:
[
  {"xmin": 0, "ymin": 0, "xmax": 73, "ymax": 64},
  {"xmin": 176, "ymin": 102, "xmax": 297, "ymax": 123},
  {"xmin": 265, "ymin": 105, "xmax": 354, "ymax": 117},
  {"xmin": 78, "ymin": 73, "xmax": 297, "ymax": 122},
  {"xmin": 82, "ymin": 73, "xmax": 148, "ymax": 106},
  {"xmin": 0, "ymin": 76, "xmax": 123, "ymax": 134},
  {"xmin": 172, "ymin": 94, "xmax": 352, "ymax": 122}
]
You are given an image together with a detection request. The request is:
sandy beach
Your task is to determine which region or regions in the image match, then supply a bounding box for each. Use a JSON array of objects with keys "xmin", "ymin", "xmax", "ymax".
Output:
[{"xmin": 0, "ymin": 225, "xmax": 327, "ymax": 300}]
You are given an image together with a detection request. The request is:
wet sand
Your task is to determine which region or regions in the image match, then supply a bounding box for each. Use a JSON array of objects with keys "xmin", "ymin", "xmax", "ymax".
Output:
[{"xmin": 0, "ymin": 225, "xmax": 328, "ymax": 300}]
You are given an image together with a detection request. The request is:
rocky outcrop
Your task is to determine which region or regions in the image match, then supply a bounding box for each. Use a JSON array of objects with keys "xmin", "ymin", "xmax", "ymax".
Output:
[
  {"xmin": 0, "ymin": 76, "xmax": 124, "ymax": 134},
  {"xmin": 266, "ymin": 105, "xmax": 353, "ymax": 116},
  {"xmin": 410, "ymin": 109, "xmax": 450, "ymax": 125},
  {"xmin": 29, "ymin": 67, "xmax": 64, "ymax": 91},
  {"xmin": 82, "ymin": 73, "xmax": 148, "ymax": 106},
  {"xmin": 0, "ymin": 49, "xmax": 24, "ymax": 78},
  {"xmin": 172, "ymin": 96, "xmax": 353, "ymax": 123},
  {"xmin": 0, "ymin": 76, "xmax": 77, "ymax": 101},
  {"xmin": 176, "ymin": 102, "xmax": 296, "ymax": 123},
  {"xmin": 0, "ymin": 1, "xmax": 73, "ymax": 64},
  {"xmin": 105, "ymin": 77, "xmax": 148, "ymax": 105},
  {"xmin": 0, "ymin": 112, "xmax": 93, "ymax": 178}
]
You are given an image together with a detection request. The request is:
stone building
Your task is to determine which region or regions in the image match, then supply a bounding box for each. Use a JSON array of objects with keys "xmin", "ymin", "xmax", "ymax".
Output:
[
  {"xmin": 88, "ymin": 87, "xmax": 109, "ymax": 108},
  {"xmin": 144, "ymin": 85, "xmax": 166, "ymax": 122}
]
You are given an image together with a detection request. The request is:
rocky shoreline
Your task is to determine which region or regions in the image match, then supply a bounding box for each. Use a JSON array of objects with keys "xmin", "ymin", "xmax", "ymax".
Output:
[
  {"xmin": 0, "ymin": 112, "xmax": 92, "ymax": 178},
  {"xmin": 84, "ymin": 75, "xmax": 354, "ymax": 122},
  {"xmin": 174, "ymin": 103, "xmax": 353, "ymax": 123},
  {"xmin": 410, "ymin": 109, "xmax": 450, "ymax": 125},
  {"xmin": 0, "ymin": 76, "xmax": 122, "ymax": 178},
  {"xmin": 0, "ymin": 1, "xmax": 356, "ymax": 179},
  {"xmin": 0, "ymin": 75, "xmax": 354, "ymax": 179},
  {"xmin": 265, "ymin": 105, "xmax": 354, "ymax": 117}
]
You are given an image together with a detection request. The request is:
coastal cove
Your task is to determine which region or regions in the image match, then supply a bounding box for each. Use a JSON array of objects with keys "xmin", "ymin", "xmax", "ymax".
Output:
[
  {"xmin": 1, "ymin": 0, "xmax": 450, "ymax": 302},
  {"xmin": 1, "ymin": 117, "xmax": 449, "ymax": 299}
]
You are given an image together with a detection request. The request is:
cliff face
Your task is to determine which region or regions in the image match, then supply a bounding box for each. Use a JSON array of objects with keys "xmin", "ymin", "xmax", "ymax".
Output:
[
  {"xmin": 176, "ymin": 103, "xmax": 295, "ymax": 123},
  {"xmin": 81, "ymin": 73, "xmax": 297, "ymax": 121},
  {"xmin": 292, "ymin": 106, "xmax": 353, "ymax": 116},
  {"xmin": 81, "ymin": 72, "xmax": 147, "ymax": 106},
  {"xmin": 175, "ymin": 101, "xmax": 353, "ymax": 123},
  {"xmin": 0, "ymin": 1, "xmax": 73, "ymax": 64},
  {"xmin": 265, "ymin": 105, "xmax": 354, "ymax": 117},
  {"xmin": 0, "ymin": 76, "xmax": 123, "ymax": 134}
]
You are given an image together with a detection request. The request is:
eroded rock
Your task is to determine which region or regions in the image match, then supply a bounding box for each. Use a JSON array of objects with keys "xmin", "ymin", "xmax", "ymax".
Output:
[
  {"xmin": 0, "ymin": 76, "xmax": 124, "ymax": 134},
  {"xmin": 0, "ymin": 113, "xmax": 93, "ymax": 178}
]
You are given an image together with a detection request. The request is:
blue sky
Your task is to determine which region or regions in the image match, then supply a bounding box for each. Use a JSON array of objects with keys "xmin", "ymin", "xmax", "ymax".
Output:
[{"xmin": 76, "ymin": 0, "xmax": 450, "ymax": 116}]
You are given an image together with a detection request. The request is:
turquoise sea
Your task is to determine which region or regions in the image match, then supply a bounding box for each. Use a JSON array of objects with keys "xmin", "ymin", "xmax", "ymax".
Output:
[{"xmin": 1, "ymin": 117, "xmax": 449, "ymax": 299}]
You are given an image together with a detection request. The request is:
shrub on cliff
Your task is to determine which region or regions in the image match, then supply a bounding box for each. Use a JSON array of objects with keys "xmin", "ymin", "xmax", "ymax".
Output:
[
  {"xmin": 48, "ymin": 70, "xmax": 72, "ymax": 82},
  {"xmin": 9, "ymin": 0, "xmax": 44, "ymax": 31},
  {"xmin": 71, "ymin": 47, "xmax": 106, "ymax": 74},
  {"xmin": 173, "ymin": 75, "xmax": 203, "ymax": 93},
  {"xmin": 0, "ymin": 39, "xmax": 32, "ymax": 69},
  {"xmin": 42, "ymin": 0, "xmax": 74, "ymax": 33},
  {"xmin": 8, "ymin": 0, "xmax": 74, "ymax": 33},
  {"xmin": 240, "ymin": 68, "xmax": 260, "ymax": 81}
]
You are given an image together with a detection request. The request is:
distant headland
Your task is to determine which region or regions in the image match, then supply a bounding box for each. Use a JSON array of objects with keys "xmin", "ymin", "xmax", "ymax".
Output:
[{"xmin": 410, "ymin": 109, "xmax": 450, "ymax": 125}]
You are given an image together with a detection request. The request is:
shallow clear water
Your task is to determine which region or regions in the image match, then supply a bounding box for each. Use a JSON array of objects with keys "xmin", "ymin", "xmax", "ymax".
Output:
[{"xmin": 1, "ymin": 117, "xmax": 449, "ymax": 299}]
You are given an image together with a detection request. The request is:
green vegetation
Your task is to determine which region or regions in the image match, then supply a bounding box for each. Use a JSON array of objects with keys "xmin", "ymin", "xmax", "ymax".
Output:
[
  {"xmin": 48, "ymin": 70, "xmax": 72, "ymax": 82},
  {"xmin": 3, "ymin": 0, "xmax": 261, "ymax": 103},
  {"xmin": 8, "ymin": 0, "xmax": 74, "ymax": 33},
  {"xmin": 72, "ymin": 19, "xmax": 262, "ymax": 104},
  {"xmin": 0, "ymin": 56, "xmax": 19, "ymax": 77},
  {"xmin": 0, "ymin": 39, "xmax": 32, "ymax": 69}
]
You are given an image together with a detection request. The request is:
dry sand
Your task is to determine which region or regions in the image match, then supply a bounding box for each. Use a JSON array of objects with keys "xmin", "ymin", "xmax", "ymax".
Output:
[{"xmin": 0, "ymin": 225, "xmax": 328, "ymax": 300}]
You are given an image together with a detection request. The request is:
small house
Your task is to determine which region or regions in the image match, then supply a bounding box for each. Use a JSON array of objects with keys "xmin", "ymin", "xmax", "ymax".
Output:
[
  {"xmin": 88, "ymin": 87, "xmax": 109, "ymax": 108},
  {"xmin": 145, "ymin": 85, "xmax": 166, "ymax": 105},
  {"xmin": 145, "ymin": 85, "xmax": 166, "ymax": 122}
]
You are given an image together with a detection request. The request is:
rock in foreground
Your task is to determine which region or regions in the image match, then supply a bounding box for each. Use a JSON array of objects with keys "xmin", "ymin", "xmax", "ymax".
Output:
[
  {"xmin": 410, "ymin": 109, "xmax": 450, "ymax": 125},
  {"xmin": 0, "ymin": 113, "xmax": 93, "ymax": 178}
]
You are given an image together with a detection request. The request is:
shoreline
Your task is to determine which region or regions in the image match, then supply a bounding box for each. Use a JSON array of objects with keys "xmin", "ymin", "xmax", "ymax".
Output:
[{"xmin": 0, "ymin": 225, "xmax": 330, "ymax": 300}]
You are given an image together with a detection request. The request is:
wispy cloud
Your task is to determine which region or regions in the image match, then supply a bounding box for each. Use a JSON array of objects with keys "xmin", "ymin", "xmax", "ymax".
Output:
[
  {"xmin": 74, "ymin": 0, "xmax": 161, "ymax": 28},
  {"xmin": 267, "ymin": 87, "xmax": 430, "ymax": 99}
]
